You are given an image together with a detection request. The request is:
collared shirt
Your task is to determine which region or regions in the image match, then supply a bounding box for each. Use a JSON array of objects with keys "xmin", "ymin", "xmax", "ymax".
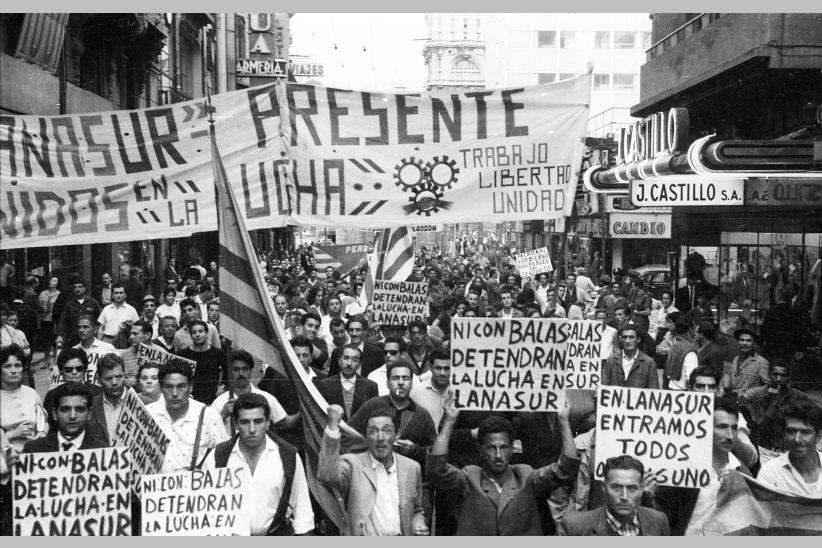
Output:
[
  {"xmin": 57, "ymin": 431, "xmax": 86, "ymax": 452},
  {"xmin": 668, "ymin": 350, "xmax": 699, "ymax": 391},
  {"xmin": 367, "ymin": 365, "xmax": 421, "ymax": 397},
  {"xmin": 118, "ymin": 346, "xmax": 141, "ymax": 386},
  {"xmin": 173, "ymin": 322, "xmax": 222, "ymax": 352},
  {"xmin": 97, "ymin": 302, "xmax": 139, "ymax": 337},
  {"xmin": 201, "ymin": 437, "xmax": 314, "ymax": 535},
  {"xmin": 209, "ymin": 386, "xmax": 287, "ymax": 437},
  {"xmin": 685, "ymin": 453, "xmax": 741, "ymax": 535},
  {"xmin": 758, "ymin": 449, "xmax": 822, "ymax": 497},
  {"xmin": 410, "ymin": 375, "xmax": 446, "ymax": 430},
  {"xmin": 726, "ymin": 353, "xmax": 769, "ymax": 393},
  {"xmin": 146, "ymin": 398, "xmax": 229, "ymax": 472},
  {"xmin": 363, "ymin": 453, "xmax": 401, "ymax": 536},
  {"xmin": 341, "ymin": 376, "xmax": 356, "ymax": 392},
  {"xmin": 621, "ymin": 351, "xmax": 637, "ymax": 381},
  {"xmin": 156, "ymin": 303, "xmax": 181, "ymax": 323},
  {"xmin": 102, "ymin": 395, "xmax": 125, "ymax": 445},
  {"xmin": 605, "ymin": 506, "xmax": 640, "ymax": 536}
]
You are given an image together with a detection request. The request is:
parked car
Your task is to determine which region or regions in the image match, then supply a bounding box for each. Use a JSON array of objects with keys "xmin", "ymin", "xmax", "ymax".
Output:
[{"xmin": 628, "ymin": 264, "xmax": 672, "ymax": 301}]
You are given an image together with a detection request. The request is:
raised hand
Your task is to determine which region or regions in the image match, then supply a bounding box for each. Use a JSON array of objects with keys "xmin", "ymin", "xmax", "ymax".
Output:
[{"xmin": 327, "ymin": 404, "xmax": 344, "ymax": 430}]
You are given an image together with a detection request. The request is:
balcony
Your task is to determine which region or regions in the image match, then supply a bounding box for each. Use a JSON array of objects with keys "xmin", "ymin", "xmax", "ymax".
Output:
[{"xmin": 633, "ymin": 13, "xmax": 822, "ymax": 117}]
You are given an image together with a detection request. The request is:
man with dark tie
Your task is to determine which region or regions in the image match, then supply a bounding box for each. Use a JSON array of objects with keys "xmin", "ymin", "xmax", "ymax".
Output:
[
  {"xmin": 23, "ymin": 382, "xmax": 108, "ymax": 453},
  {"xmin": 316, "ymin": 345, "xmax": 379, "ymax": 421}
]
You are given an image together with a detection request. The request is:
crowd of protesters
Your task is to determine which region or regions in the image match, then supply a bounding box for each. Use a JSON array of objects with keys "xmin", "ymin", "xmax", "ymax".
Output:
[{"xmin": 1, "ymin": 237, "xmax": 821, "ymax": 536}]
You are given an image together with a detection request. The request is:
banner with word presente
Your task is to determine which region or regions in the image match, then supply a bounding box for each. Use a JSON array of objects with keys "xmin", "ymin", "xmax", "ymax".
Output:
[
  {"xmin": 595, "ymin": 386, "xmax": 714, "ymax": 488},
  {"xmin": 514, "ymin": 247, "xmax": 553, "ymax": 278},
  {"xmin": 114, "ymin": 388, "xmax": 171, "ymax": 495},
  {"xmin": 371, "ymin": 279, "xmax": 429, "ymax": 326},
  {"xmin": 1, "ymin": 76, "xmax": 591, "ymax": 250},
  {"xmin": 12, "ymin": 446, "xmax": 132, "ymax": 536},
  {"xmin": 141, "ymin": 468, "xmax": 249, "ymax": 536},
  {"xmin": 450, "ymin": 317, "xmax": 604, "ymax": 412}
]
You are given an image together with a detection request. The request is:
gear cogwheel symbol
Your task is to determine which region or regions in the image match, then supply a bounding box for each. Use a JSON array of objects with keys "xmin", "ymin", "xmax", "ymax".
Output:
[
  {"xmin": 425, "ymin": 155, "xmax": 459, "ymax": 190},
  {"xmin": 409, "ymin": 182, "xmax": 444, "ymax": 216},
  {"xmin": 393, "ymin": 156, "xmax": 426, "ymax": 192}
]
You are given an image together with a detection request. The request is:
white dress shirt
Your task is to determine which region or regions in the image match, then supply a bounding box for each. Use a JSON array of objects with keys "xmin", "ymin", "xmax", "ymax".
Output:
[
  {"xmin": 758, "ymin": 449, "xmax": 822, "ymax": 497},
  {"xmin": 363, "ymin": 453, "xmax": 401, "ymax": 536},
  {"xmin": 202, "ymin": 437, "xmax": 315, "ymax": 535},
  {"xmin": 685, "ymin": 453, "xmax": 741, "ymax": 535},
  {"xmin": 209, "ymin": 386, "xmax": 288, "ymax": 437},
  {"xmin": 57, "ymin": 431, "xmax": 85, "ymax": 451},
  {"xmin": 146, "ymin": 398, "xmax": 228, "ymax": 472},
  {"xmin": 97, "ymin": 302, "xmax": 139, "ymax": 337},
  {"xmin": 621, "ymin": 351, "xmax": 637, "ymax": 381}
]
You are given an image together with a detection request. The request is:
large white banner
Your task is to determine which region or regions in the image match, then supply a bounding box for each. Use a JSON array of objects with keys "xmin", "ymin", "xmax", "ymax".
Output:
[{"xmin": 1, "ymin": 77, "xmax": 591, "ymax": 249}]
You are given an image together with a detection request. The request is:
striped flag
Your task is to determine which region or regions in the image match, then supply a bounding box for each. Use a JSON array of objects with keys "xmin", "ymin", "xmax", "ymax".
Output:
[
  {"xmin": 361, "ymin": 227, "xmax": 415, "ymax": 307},
  {"xmin": 212, "ymin": 126, "xmax": 365, "ymax": 530},
  {"xmin": 14, "ymin": 13, "xmax": 69, "ymax": 74},
  {"xmin": 312, "ymin": 244, "xmax": 368, "ymax": 280},
  {"xmin": 701, "ymin": 470, "xmax": 822, "ymax": 535}
]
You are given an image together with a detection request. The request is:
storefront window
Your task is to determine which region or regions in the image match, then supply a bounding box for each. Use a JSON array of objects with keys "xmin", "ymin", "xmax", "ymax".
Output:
[{"xmin": 678, "ymin": 231, "xmax": 822, "ymax": 330}]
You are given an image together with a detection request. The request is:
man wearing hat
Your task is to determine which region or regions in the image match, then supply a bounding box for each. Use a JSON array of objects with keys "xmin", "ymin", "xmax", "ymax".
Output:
[
  {"xmin": 720, "ymin": 327, "xmax": 769, "ymax": 398},
  {"xmin": 140, "ymin": 294, "xmax": 160, "ymax": 339}
]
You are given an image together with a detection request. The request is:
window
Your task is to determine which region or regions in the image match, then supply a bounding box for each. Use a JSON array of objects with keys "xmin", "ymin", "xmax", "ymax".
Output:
[
  {"xmin": 452, "ymin": 58, "xmax": 480, "ymax": 81},
  {"xmin": 594, "ymin": 31, "xmax": 610, "ymax": 49},
  {"xmin": 641, "ymin": 31, "xmax": 652, "ymax": 50},
  {"xmin": 538, "ymin": 73, "xmax": 556, "ymax": 85},
  {"xmin": 537, "ymin": 30, "xmax": 556, "ymax": 48},
  {"xmin": 613, "ymin": 74, "xmax": 636, "ymax": 91},
  {"xmin": 234, "ymin": 15, "xmax": 246, "ymax": 58},
  {"xmin": 593, "ymin": 73, "xmax": 610, "ymax": 91},
  {"xmin": 508, "ymin": 29, "xmax": 531, "ymax": 48},
  {"xmin": 613, "ymin": 31, "xmax": 636, "ymax": 49},
  {"xmin": 560, "ymin": 31, "xmax": 579, "ymax": 49}
]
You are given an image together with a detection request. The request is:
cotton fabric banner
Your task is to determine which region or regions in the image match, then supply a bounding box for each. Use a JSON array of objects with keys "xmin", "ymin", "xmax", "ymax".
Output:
[{"xmin": 1, "ymin": 76, "xmax": 591, "ymax": 249}]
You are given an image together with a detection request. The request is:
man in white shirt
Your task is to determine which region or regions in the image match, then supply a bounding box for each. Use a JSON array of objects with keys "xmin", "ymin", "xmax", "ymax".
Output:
[
  {"xmin": 202, "ymin": 393, "xmax": 315, "ymax": 535},
  {"xmin": 147, "ymin": 359, "xmax": 228, "ymax": 472},
  {"xmin": 96, "ymin": 283, "xmax": 139, "ymax": 345},
  {"xmin": 210, "ymin": 350, "xmax": 287, "ymax": 437},
  {"xmin": 319, "ymin": 295, "xmax": 346, "ymax": 341},
  {"xmin": 758, "ymin": 402, "xmax": 822, "ymax": 498},
  {"xmin": 368, "ymin": 337, "xmax": 419, "ymax": 397},
  {"xmin": 575, "ymin": 267, "xmax": 597, "ymax": 304},
  {"xmin": 318, "ymin": 404, "xmax": 428, "ymax": 536},
  {"xmin": 140, "ymin": 295, "xmax": 161, "ymax": 339},
  {"xmin": 498, "ymin": 289, "xmax": 523, "ymax": 318},
  {"xmin": 410, "ymin": 349, "xmax": 451, "ymax": 430},
  {"xmin": 595, "ymin": 308, "xmax": 617, "ymax": 358},
  {"xmin": 72, "ymin": 315, "xmax": 116, "ymax": 375},
  {"xmin": 174, "ymin": 298, "xmax": 221, "ymax": 352},
  {"xmin": 324, "ymin": 317, "xmax": 350, "ymax": 357},
  {"xmin": 649, "ymin": 397, "xmax": 749, "ymax": 535}
]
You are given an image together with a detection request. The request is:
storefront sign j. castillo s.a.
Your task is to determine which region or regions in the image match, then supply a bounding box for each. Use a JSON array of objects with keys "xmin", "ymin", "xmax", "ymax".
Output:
[{"xmin": 629, "ymin": 178, "xmax": 745, "ymax": 207}]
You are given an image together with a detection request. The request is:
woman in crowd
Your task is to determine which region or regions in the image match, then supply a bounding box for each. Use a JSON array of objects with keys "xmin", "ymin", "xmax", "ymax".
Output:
[
  {"xmin": 0, "ymin": 344, "xmax": 47, "ymax": 452},
  {"xmin": 38, "ymin": 275, "xmax": 61, "ymax": 367},
  {"xmin": 137, "ymin": 361, "xmax": 162, "ymax": 405}
]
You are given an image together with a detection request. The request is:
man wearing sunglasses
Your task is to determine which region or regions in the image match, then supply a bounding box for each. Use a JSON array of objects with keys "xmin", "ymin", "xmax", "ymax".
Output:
[
  {"xmin": 42, "ymin": 348, "xmax": 103, "ymax": 415},
  {"xmin": 367, "ymin": 337, "xmax": 420, "ymax": 397}
]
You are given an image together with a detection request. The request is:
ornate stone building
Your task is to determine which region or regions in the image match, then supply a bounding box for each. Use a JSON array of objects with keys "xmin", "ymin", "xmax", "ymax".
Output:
[{"xmin": 423, "ymin": 13, "xmax": 484, "ymax": 92}]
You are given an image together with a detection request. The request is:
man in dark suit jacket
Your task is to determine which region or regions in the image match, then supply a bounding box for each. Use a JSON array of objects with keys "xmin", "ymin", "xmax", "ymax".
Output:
[
  {"xmin": 558, "ymin": 455, "xmax": 670, "ymax": 536},
  {"xmin": 675, "ymin": 274, "xmax": 714, "ymax": 314},
  {"xmin": 86, "ymin": 353, "xmax": 127, "ymax": 445},
  {"xmin": 601, "ymin": 324, "xmax": 660, "ymax": 389},
  {"xmin": 316, "ymin": 345, "xmax": 378, "ymax": 421},
  {"xmin": 327, "ymin": 316, "xmax": 382, "ymax": 378},
  {"xmin": 23, "ymin": 382, "xmax": 108, "ymax": 453}
]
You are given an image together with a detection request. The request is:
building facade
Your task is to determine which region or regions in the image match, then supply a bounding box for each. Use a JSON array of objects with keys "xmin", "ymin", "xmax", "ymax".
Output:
[
  {"xmin": 1, "ymin": 13, "xmax": 214, "ymax": 294},
  {"xmin": 423, "ymin": 13, "xmax": 484, "ymax": 92},
  {"xmin": 586, "ymin": 13, "xmax": 822, "ymax": 329}
]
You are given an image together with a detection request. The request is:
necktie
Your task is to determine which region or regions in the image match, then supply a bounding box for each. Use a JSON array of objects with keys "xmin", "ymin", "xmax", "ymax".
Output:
[
  {"xmin": 690, "ymin": 287, "xmax": 694, "ymax": 308},
  {"xmin": 61, "ymin": 442, "xmax": 73, "ymax": 451}
]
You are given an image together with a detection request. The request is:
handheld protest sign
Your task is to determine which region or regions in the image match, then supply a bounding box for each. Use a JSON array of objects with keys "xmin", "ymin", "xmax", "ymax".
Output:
[
  {"xmin": 114, "ymin": 388, "xmax": 171, "ymax": 496},
  {"xmin": 594, "ymin": 386, "xmax": 714, "ymax": 488},
  {"xmin": 514, "ymin": 247, "xmax": 553, "ymax": 279},
  {"xmin": 12, "ymin": 447, "xmax": 132, "ymax": 536},
  {"xmin": 137, "ymin": 343, "xmax": 197, "ymax": 374},
  {"xmin": 371, "ymin": 279, "xmax": 429, "ymax": 327},
  {"xmin": 141, "ymin": 468, "xmax": 250, "ymax": 536},
  {"xmin": 450, "ymin": 317, "xmax": 604, "ymax": 412}
]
